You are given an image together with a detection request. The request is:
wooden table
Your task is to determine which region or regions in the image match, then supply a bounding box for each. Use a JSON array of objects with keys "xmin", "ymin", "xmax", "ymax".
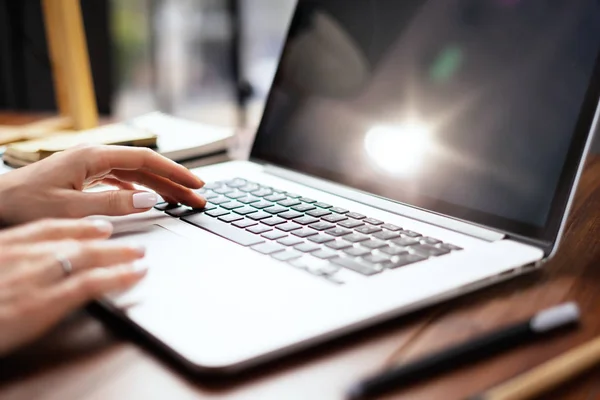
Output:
[{"xmin": 2, "ymin": 113, "xmax": 600, "ymax": 400}]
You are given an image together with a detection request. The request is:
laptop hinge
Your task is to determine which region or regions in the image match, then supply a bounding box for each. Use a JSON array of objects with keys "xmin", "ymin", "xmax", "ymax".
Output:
[{"xmin": 262, "ymin": 164, "xmax": 506, "ymax": 243}]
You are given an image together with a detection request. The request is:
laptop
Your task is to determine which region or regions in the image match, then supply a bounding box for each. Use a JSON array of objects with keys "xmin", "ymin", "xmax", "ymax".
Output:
[{"xmin": 100, "ymin": 0, "xmax": 600, "ymax": 373}]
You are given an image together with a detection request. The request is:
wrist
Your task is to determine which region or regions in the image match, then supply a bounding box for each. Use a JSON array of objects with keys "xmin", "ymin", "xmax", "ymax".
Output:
[{"xmin": 0, "ymin": 172, "xmax": 21, "ymax": 226}]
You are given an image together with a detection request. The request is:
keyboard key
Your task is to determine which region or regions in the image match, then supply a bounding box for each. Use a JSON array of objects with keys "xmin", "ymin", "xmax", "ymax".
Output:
[
  {"xmin": 202, "ymin": 202, "xmax": 217, "ymax": 211},
  {"xmin": 307, "ymin": 263, "xmax": 341, "ymax": 276},
  {"xmin": 272, "ymin": 250, "xmax": 303, "ymax": 262},
  {"xmin": 361, "ymin": 239, "xmax": 388, "ymax": 249},
  {"xmin": 312, "ymin": 249, "xmax": 339, "ymax": 259},
  {"xmin": 261, "ymin": 217, "xmax": 287, "ymax": 226},
  {"xmin": 237, "ymin": 195, "xmax": 261, "ymax": 204},
  {"xmin": 326, "ymin": 227, "xmax": 352, "ymax": 237},
  {"xmin": 277, "ymin": 236, "xmax": 304, "ymax": 246},
  {"xmin": 402, "ymin": 230, "xmax": 422, "ymax": 238},
  {"xmin": 225, "ymin": 178, "xmax": 246, "ymax": 188},
  {"xmin": 344, "ymin": 247, "xmax": 371, "ymax": 257},
  {"xmin": 330, "ymin": 207, "xmax": 349, "ymax": 214},
  {"xmin": 323, "ymin": 214, "xmax": 347, "ymax": 223},
  {"xmin": 307, "ymin": 208, "xmax": 331, "ymax": 217},
  {"xmin": 234, "ymin": 206, "xmax": 258, "ymax": 216},
  {"xmin": 210, "ymin": 196, "xmax": 232, "ymax": 205},
  {"xmin": 165, "ymin": 206, "xmax": 199, "ymax": 218},
  {"xmin": 239, "ymin": 183, "xmax": 260, "ymax": 192},
  {"xmin": 203, "ymin": 182, "xmax": 222, "ymax": 190},
  {"xmin": 221, "ymin": 201, "xmax": 244, "ymax": 210},
  {"xmin": 314, "ymin": 202, "xmax": 333, "ymax": 209},
  {"xmin": 373, "ymin": 231, "xmax": 401, "ymax": 240},
  {"xmin": 421, "ymin": 237, "xmax": 442, "ymax": 245},
  {"xmin": 232, "ymin": 219, "xmax": 258, "ymax": 228},
  {"xmin": 411, "ymin": 244, "xmax": 450, "ymax": 257},
  {"xmin": 299, "ymin": 197, "xmax": 317, "ymax": 203},
  {"xmin": 251, "ymin": 200, "xmax": 274, "ymax": 209},
  {"xmin": 278, "ymin": 198, "xmax": 301, "ymax": 207},
  {"xmin": 343, "ymin": 233, "xmax": 370, "ymax": 243},
  {"xmin": 247, "ymin": 211, "xmax": 272, "ymax": 220},
  {"xmin": 440, "ymin": 243, "xmax": 463, "ymax": 251},
  {"xmin": 292, "ymin": 228, "xmax": 319, "ymax": 238},
  {"xmin": 294, "ymin": 216, "xmax": 320, "ymax": 225},
  {"xmin": 346, "ymin": 212, "xmax": 366, "ymax": 219},
  {"xmin": 294, "ymin": 242, "xmax": 321, "ymax": 253},
  {"xmin": 264, "ymin": 205, "xmax": 289, "ymax": 214},
  {"xmin": 182, "ymin": 214, "xmax": 264, "ymax": 246},
  {"xmin": 392, "ymin": 237, "xmax": 419, "ymax": 246},
  {"xmin": 262, "ymin": 231, "xmax": 287, "ymax": 240},
  {"xmin": 338, "ymin": 219, "xmax": 364, "ymax": 229},
  {"xmin": 247, "ymin": 225, "xmax": 272, "ymax": 234},
  {"xmin": 325, "ymin": 240, "xmax": 353, "ymax": 250},
  {"xmin": 381, "ymin": 223, "xmax": 401, "ymax": 231},
  {"xmin": 364, "ymin": 218, "xmax": 384, "ymax": 225},
  {"xmin": 205, "ymin": 209, "xmax": 230, "ymax": 217},
  {"xmin": 226, "ymin": 191, "xmax": 247, "ymax": 199},
  {"xmin": 389, "ymin": 254, "xmax": 427, "ymax": 268},
  {"xmin": 264, "ymin": 193, "xmax": 287, "ymax": 202},
  {"xmin": 251, "ymin": 188, "xmax": 273, "ymax": 197},
  {"xmin": 219, "ymin": 213, "xmax": 243, "ymax": 223},
  {"xmin": 203, "ymin": 191, "xmax": 220, "ymax": 200},
  {"xmin": 355, "ymin": 225, "xmax": 382, "ymax": 235},
  {"xmin": 363, "ymin": 253, "xmax": 391, "ymax": 264},
  {"xmin": 292, "ymin": 204, "xmax": 316, "ymax": 212},
  {"xmin": 308, "ymin": 234, "xmax": 335, "ymax": 244},
  {"xmin": 289, "ymin": 256, "xmax": 327, "ymax": 270},
  {"xmin": 380, "ymin": 246, "xmax": 409, "ymax": 256},
  {"xmin": 252, "ymin": 242, "xmax": 286, "ymax": 255},
  {"xmin": 155, "ymin": 203, "xmax": 179, "ymax": 211},
  {"xmin": 330, "ymin": 257, "xmax": 382, "ymax": 276},
  {"xmin": 309, "ymin": 221, "xmax": 336, "ymax": 231},
  {"xmin": 285, "ymin": 192, "xmax": 302, "ymax": 198},
  {"xmin": 214, "ymin": 187, "xmax": 233, "ymax": 195},
  {"xmin": 279, "ymin": 210, "xmax": 304, "ymax": 220},
  {"xmin": 277, "ymin": 222, "xmax": 302, "ymax": 232}
]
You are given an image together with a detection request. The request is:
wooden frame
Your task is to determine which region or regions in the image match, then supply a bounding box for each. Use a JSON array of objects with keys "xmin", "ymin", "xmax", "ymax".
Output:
[{"xmin": 0, "ymin": 0, "xmax": 98, "ymax": 145}]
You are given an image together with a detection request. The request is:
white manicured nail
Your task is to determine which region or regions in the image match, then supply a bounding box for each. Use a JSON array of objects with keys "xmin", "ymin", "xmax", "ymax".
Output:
[
  {"xmin": 92, "ymin": 219, "xmax": 113, "ymax": 234},
  {"xmin": 130, "ymin": 261, "xmax": 149, "ymax": 275},
  {"xmin": 133, "ymin": 192, "xmax": 158, "ymax": 209},
  {"xmin": 132, "ymin": 245, "xmax": 146, "ymax": 257}
]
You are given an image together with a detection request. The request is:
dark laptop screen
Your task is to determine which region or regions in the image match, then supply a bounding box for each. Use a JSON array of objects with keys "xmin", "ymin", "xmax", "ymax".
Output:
[{"xmin": 251, "ymin": 0, "xmax": 600, "ymax": 242}]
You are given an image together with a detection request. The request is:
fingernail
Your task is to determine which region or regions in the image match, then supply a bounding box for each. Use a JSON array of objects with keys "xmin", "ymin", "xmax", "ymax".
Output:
[
  {"xmin": 130, "ymin": 261, "xmax": 149, "ymax": 275},
  {"xmin": 132, "ymin": 245, "xmax": 146, "ymax": 257},
  {"xmin": 92, "ymin": 219, "xmax": 113, "ymax": 234},
  {"xmin": 133, "ymin": 192, "xmax": 158, "ymax": 209}
]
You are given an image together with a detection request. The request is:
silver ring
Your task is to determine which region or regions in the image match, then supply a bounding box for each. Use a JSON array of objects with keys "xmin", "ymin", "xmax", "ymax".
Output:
[{"xmin": 56, "ymin": 255, "xmax": 73, "ymax": 277}]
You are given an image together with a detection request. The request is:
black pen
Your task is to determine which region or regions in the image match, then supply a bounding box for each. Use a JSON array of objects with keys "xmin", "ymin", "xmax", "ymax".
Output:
[{"xmin": 347, "ymin": 302, "xmax": 580, "ymax": 400}]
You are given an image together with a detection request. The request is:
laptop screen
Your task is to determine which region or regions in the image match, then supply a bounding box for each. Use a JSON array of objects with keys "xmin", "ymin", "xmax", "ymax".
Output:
[{"xmin": 251, "ymin": 0, "xmax": 600, "ymax": 242}]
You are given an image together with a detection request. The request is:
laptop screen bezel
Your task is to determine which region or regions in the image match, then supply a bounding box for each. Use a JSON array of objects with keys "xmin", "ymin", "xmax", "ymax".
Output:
[{"xmin": 249, "ymin": 2, "xmax": 600, "ymax": 246}]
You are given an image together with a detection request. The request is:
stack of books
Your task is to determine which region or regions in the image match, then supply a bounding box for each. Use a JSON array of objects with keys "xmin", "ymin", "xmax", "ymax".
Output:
[{"xmin": 1, "ymin": 112, "xmax": 235, "ymax": 168}]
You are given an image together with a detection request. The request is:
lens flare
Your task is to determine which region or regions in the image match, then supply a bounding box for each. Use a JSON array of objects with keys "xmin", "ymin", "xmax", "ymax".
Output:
[{"xmin": 364, "ymin": 121, "xmax": 432, "ymax": 175}]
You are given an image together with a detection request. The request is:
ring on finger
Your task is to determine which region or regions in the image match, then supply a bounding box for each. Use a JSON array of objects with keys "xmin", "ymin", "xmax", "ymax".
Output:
[{"xmin": 55, "ymin": 254, "xmax": 73, "ymax": 277}]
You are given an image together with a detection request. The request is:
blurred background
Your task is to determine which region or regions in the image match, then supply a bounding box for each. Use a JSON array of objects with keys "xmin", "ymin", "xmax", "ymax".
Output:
[{"xmin": 0, "ymin": 0, "xmax": 296, "ymax": 130}]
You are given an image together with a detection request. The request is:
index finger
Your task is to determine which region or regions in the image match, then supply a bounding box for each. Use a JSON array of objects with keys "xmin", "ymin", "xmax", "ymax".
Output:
[{"xmin": 82, "ymin": 146, "xmax": 204, "ymax": 189}]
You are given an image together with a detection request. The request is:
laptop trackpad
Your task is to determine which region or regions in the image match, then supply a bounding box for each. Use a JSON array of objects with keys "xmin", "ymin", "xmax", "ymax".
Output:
[
  {"xmin": 105, "ymin": 222, "xmax": 321, "ymax": 308},
  {"xmin": 104, "ymin": 224, "xmax": 177, "ymax": 307}
]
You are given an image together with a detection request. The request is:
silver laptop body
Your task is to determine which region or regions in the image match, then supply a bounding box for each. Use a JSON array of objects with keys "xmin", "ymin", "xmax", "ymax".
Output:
[{"xmin": 99, "ymin": 0, "xmax": 600, "ymax": 373}]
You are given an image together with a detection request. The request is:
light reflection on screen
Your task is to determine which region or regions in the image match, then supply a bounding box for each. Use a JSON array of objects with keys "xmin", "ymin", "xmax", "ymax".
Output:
[{"xmin": 252, "ymin": 0, "xmax": 600, "ymax": 234}]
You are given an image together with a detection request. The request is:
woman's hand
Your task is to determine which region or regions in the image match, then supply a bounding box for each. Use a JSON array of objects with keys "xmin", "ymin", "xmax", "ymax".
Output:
[
  {"xmin": 0, "ymin": 218, "xmax": 147, "ymax": 356},
  {"xmin": 0, "ymin": 145, "xmax": 206, "ymax": 225}
]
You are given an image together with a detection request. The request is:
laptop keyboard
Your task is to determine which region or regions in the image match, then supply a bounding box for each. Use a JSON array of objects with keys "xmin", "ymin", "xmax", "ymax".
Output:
[{"xmin": 155, "ymin": 178, "xmax": 463, "ymax": 285}]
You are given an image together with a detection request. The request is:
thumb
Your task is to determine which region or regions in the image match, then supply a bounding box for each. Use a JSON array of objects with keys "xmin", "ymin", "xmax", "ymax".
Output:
[{"xmin": 76, "ymin": 190, "xmax": 159, "ymax": 217}]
